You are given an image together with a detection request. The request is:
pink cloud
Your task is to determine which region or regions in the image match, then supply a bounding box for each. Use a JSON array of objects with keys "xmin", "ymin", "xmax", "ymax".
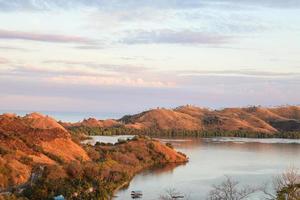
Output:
[
  {"xmin": 0, "ymin": 57, "xmax": 9, "ymax": 64},
  {"xmin": 49, "ymin": 75, "xmax": 176, "ymax": 88},
  {"xmin": 0, "ymin": 29, "xmax": 96, "ymax": 44}
]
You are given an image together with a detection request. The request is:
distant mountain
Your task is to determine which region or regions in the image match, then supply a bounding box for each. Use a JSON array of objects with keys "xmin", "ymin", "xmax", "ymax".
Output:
[
  {"xmin": 64, "ymin": 105, "xmax": 300, "ymax": 133},
  {"xmin": 120, "ymin": 105, "xmax": 300, "ymax": 133},
  {"xmin": 61, "ymin": 117, "xmax": 120, "ymax": 128},
  {"xmin": 0, "ymin": 112, "xmax": 89, "ymax": 189}
]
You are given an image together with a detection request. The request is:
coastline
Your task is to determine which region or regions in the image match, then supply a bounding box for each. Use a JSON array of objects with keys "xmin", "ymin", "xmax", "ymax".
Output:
[{"xmin": 111, "ymin": 161, "xmax": 188, "ymax": 199}]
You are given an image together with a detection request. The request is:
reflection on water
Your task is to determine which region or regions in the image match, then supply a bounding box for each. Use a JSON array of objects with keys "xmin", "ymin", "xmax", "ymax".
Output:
[
  {"xmin": 115, "ymin": 137, "xmax": 300, "ymax": 200},
  {"xmin": 138, "ymin": 162, "xmax": 187, "ymax": 176}
]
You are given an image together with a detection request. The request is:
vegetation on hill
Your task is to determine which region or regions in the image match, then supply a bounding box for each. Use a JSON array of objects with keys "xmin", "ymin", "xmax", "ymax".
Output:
[
  {"xmin": 68, "ymin": 126, "xmax": 300, "ymax": 139},
  {"xmin": 2, "ymin": 136, "xmax": 187, "ymax": 200}
]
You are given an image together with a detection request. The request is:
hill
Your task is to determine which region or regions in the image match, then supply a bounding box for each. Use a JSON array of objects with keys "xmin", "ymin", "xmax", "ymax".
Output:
[
  {"xmin": 0, "ymin": 113, "xmax": 187, "ymax": 199},
  {"xmin": 65, "ymin": 105, "xmax": 300, "ymax": 134},
  {"xmin": 61, "ymin": 118, "xmax": 121, "ymax": 128},
  {"xmin": 120, "ymin": 105, "xmax": 300, "ymax": 133},
  {"xmin": 0, "ymin": 113, "xmax": 90, "ymax": 189}
]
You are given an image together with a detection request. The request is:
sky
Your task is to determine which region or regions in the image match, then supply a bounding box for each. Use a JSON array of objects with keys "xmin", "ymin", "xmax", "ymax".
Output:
[{"xmin": 0, "ymin": 0, "xmax": 300, "ymax": 118}]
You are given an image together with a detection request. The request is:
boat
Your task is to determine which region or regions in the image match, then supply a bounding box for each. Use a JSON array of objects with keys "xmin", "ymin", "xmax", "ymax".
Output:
[
  {"xmin": 131, "ymin": 191, "xmax": 143, "ymax": 198},
  {"xmin": 171, "ymin": 195, "xmax": 184, "ymax": 199}
]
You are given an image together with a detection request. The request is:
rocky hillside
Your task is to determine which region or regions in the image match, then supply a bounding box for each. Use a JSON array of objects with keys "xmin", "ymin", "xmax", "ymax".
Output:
[
  {"xmin": 92, "ymin": 105, "xmax": 300, "ymax": 133},
  {"xmin": 0, "ymin": 112, "xmax": 90, "ymax": 189}
]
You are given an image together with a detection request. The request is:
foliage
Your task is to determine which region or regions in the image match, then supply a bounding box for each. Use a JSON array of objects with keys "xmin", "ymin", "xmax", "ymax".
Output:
[
  {"xmin": 207, "ymin": 176, "xmax": 258, "ymax": 200},
  {"xmin": 166, "ymin": 142, "xmax": 174, "ymax": 149},
  {"xmin": 0, "ymin": 145, "xmax": 11, "ymax": 155},
  {"xmin": 0, "ymin": 194, "xmax": 28, "ymax": 200},
  {"xmin": 262, "ymin": 167, "xmax": 300, "ymax": 200},
  {"xmin": 19, "ymin": 156, "xmax": 33, "ymax": 165},
  {"xmin": 68, "ymin": 126, "xmax": 300, "ymax": 139}
]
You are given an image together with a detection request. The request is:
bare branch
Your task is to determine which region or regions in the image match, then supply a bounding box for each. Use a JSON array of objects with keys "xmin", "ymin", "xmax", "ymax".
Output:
[
  {"xmin": 261, "ymin": 167, "xmax": 300, "ymax": 200},
  {"xmin": 207, "ymin": 176, "xmax": 259, "ymax": 200}
]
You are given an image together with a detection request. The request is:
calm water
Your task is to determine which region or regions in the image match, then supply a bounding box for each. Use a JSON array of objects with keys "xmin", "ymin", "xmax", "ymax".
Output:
[
  {"xmin": 112, "ymin": 137, "xmax": 300, "ymax": 200},
  {"xmin": 83, "ymin": 135, "xmax": 134, "ymax": 145}
]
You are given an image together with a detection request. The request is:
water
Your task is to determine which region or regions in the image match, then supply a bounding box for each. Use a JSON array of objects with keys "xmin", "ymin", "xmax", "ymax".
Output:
[
  {"xmin": 112, "ymin": 137, "xmax": 300, "ymax": 200},
  {"xmin": 83, "ymin": 135, "xmax": 134, "ymax": 145}
]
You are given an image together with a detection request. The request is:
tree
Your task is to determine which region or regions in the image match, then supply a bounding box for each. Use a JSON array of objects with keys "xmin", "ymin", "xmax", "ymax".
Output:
[
  {"xmin": 207, "ymin": 176, "xmax": 258, "ymax": 200},
  {"xmin": 262, "ymin": 167, "xmax": 300, "ymax": 200}
]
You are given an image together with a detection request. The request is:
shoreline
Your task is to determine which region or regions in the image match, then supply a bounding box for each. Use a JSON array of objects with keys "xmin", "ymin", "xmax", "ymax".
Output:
[{"xmin": 111, "ymin": 161, "xmax": 188, "ymax": 199}]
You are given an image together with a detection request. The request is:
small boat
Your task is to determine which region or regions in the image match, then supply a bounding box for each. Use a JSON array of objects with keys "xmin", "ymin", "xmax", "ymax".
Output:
[
  {"xmin": 131, "ymin": 191, "xmax": 143, "ymax": 198},
  {"xmin": 171, "ymin": 195, "xmax": 184, "ymax": 199}
]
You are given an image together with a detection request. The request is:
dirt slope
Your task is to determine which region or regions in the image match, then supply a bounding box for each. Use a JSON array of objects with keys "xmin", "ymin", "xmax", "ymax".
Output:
[
  {"xmin": 117, "ymin": 105, "xmax": 300, "ymax": 133},
  {"xmin": 123, "ymin": 108, "xmax": 202, "ymax": 130},
  {"xmin": 0, "ymin": 113, "xmax": 89, "ymax": 189}
]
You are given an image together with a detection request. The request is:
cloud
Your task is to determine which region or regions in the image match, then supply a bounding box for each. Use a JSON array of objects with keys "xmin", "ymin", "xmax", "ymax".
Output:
[
  {"xmin": 74, "ymin": 45, "xmax": 105, "ymax": 50},
  {"xmin": 49, "ymin": 75, "xmax": 175, "ymax": 88},
  {"xmin": 0, "ymin": 29, "xmax": 96, "ymax": 44},
  {"xmin": 1, "ymin": 0, "xmax": 300, "ymax": 11},
  {"xmin": 1, "ymin": 71, "xmax": 300, "ymax": 114},
  {"xmin": 0, "ymin": 57, "xmax": 9, "ymax": 64},
  {"xmin": 177, "ymin": 70, "xmax": 300, "ymax": 78},
  {"xmin": 43, "ymin": 60, "xmax": 150, "ymax": 74},
  {"xmin": 1, "ymin": 64, "xmax": 174, "ymax": 88},
  {"xmin": 122, "ymin": 30, "xmax": 231, "ymax": 45},
  {"xmin": 0, "ymin": 45, "xmax": 30, "ymax": 52}
]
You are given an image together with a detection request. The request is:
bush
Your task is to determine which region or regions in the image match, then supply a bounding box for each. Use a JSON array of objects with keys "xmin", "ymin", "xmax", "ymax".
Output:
[
  {"xmin": 148, "ymin": 143, "xmax": 155, "ymax": 149},
  {"xmin": 19, "ymin": 156, "xmax": 33, "ymax": 165},
  {"xmin": 65, "ymin": 161, "xmax": 83, "ymax": 178},
  {"xmin": 166, "ymin": 143, "xmax": 174, "ymax": 149},
  {"xmin": 85, "ymin": 146, "xmax": 100, "ymax": 161},
  {"xmin": 0, "ymin": 146, "xmax": 10, "ymax": 155},
  {"xmin": 43, "ymin": 152, "xmax": 64, "ymax": 164}
]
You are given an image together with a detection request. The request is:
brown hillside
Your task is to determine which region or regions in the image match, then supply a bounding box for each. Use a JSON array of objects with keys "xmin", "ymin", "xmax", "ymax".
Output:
[
  {"xmin": 175, "ymin": 105, "xmax": 210, "ymax": 118},
  {"xmin": 242, "ymin": 107, "xmax": 287, "ymax": 121},
  {"xmin": 0, "ymin": 113, "xmax": 89, "ymax": 189},
  {"xmin": 214, "ymin": 108, "xmax": 277, "ymax": 133},
  {"xmin": 58, "ymin": 105, "xmax": 300, "ymax": 134},
  {"xmin": 115, "ymin": 106, "xmax": 300, "ymax": 133},
  {"xmin": 23, "ymin": 112, "xmax": 67, "ymax": 131},
  {"xmin": 123, "ymin": 108, "xmax": 202, "ymax": 130},
  {"xmin": 62, "ymin": 118, "xmax": 120, "ymax": 128},
  {"xmin": 269, "ymin": 106, "xmax": 300, "ymax": 120}
]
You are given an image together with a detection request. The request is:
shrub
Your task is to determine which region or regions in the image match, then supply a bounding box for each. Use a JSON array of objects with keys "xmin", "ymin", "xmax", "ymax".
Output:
[
  {"xmin": 19, "ymin": 156, "xmax": 33, "ymax": 165},
  {"xmin": 0, "ymin": 145, "xmax": 10, "ymax": 155},
  {"xmin": 166, "ymin": 143, "xmax": 174, "ymax": 149},
  {"xmin": 148, "ymin": 143, "xmax": 155, "ymax": 149},
  {"xmin": 43, "ymin": 152, "xmax": 64, "ymax": 164},
  {"xmin": 65, "ymin": 161, "xmax": 83, "ymax": 178},
  {"xmin": 85, "ymin": 146, "xmax": 100, "ymax": 161}
]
